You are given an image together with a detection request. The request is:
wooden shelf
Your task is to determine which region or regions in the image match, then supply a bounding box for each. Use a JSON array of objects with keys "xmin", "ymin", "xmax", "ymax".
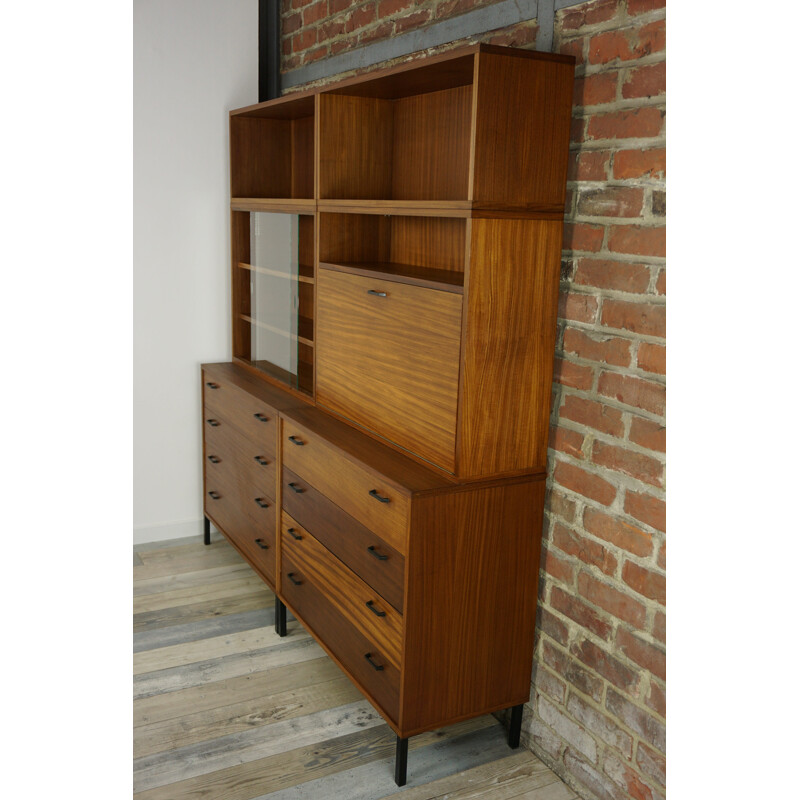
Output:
[
  {"xmin": 240, "ymin": 314, "xmax": 314, "ymax": 348},
  {"xmin": 317, "ymin": 200, "xmax": 471, "ymax": 218},
  {"xmin": 232, "ymin": 198, "xmax": 315, "ymax": 214},
  {"xmin": 238, "ymin": 262, "xmax": 314, "ymax": 284},
  {"xmin": 319, "ymin": 261, "xmax": 463, "ymax": 294}
]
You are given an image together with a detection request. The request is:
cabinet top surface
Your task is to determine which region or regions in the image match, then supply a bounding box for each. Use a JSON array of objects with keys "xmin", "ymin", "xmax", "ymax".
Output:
[{"xmin": 202, "ymin": 362, "xmax": 313, "ymax": 412}]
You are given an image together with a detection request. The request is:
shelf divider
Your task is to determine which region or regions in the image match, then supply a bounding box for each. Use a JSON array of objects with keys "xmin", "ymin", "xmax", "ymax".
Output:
[{"xmin": 319, "ymin": 261, "xmax": 464, "ymax": 294}]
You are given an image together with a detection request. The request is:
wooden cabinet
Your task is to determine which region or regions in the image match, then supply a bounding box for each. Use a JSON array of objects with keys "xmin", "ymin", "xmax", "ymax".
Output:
[{"xmin": 202, "ymin": 43, "xmax": 574, "ymax": 786}]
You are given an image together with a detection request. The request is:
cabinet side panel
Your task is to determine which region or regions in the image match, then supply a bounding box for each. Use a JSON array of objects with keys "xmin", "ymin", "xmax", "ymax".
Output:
[
  {"xmin": 231, "ymin": 211, "xmax": 251, "ymax": 361},
  {"xmin": 458, "ymin": 218, "xmax": 562, "ymax": 477},
  {"xmin": 472, "ymin": 53, "xmax": 574, "ymax": 210},
  {"xmin": 401, "ymin": 479, "xmax": 544, "ymax": 734}
]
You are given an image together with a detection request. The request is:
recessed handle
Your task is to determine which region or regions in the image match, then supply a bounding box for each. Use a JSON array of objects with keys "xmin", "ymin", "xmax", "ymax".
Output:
[
  {"xmin": 254, "ymin": 497, "xmax": 270, "ymax": 509},
  {"xmin": 254, "ymin": 455, "xmax": 270, "ymax": 466},
  {"xmin": 364, "ymin": 652, "xmax": 384, "ymax": 671},
  {"xmin": 254, "ymin": 538, "xmax": 269, "ymax": 550},
  {"xmin": 207, "ymin": 455, "xmax": 221, "ymax": 464},
  {"xmin": 287, "ymin": 527, "xmax": 303, "ymax": 541},
  {"xmin": 288, "ymin": 482, "xmax": 305, "ymax": 494},
  {"xmin": 253, "ymin": 412, "xmax": 270, "ymax": 423},
  {"xmin": 367, "ymin": 545, "xmax": 389, "ymax": 561},
  {"xmin": 208, "ymin": 491, "xmax": 221, "ymax": 500},
  {"xmin": 367, "ymin": 290, "xmax": 387, "ymax": 297},
  {"xmin": 206, "ymin": 418, "xmax": 221, "ymax": 427},
  {"xmin": 288, "ymin": 435, "xmax": 305, "ymax": 446},
  {"xmin": 287, "ymin": 572, "xmax": 303, "ymax": 586},
  {"xmin": 365, "ymin": 600, "xmax": 386, "ymax": 618},
  {"xmin": 206, "ymin": 382, "xmax": 219, "ymax": 389},
  {"xmin": 369, "ymin": 489, "xmax": 390, "ymax": 504}
]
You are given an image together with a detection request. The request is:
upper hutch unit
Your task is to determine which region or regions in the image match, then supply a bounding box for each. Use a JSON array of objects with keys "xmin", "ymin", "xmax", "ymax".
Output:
[{"xmin": 205, "ymin": 43, "xmax": 575, "ymax": 787}]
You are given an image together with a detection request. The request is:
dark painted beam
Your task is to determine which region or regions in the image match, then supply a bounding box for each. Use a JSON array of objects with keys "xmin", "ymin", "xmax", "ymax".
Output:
[{"xmin": 259, "ymin": 0, "xmax": 281, "ymax": 102}]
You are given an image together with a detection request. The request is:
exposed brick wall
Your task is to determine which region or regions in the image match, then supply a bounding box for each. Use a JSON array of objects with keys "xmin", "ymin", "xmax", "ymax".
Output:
[{"xmin": 278, "ymin": 2, "xmax": 666, "ymax": 799}]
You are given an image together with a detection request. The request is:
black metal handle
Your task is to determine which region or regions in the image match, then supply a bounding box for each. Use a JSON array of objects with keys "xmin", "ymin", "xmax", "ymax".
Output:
[
  {"xmin": 254, "ymin": 538, "xmax": 269, "ymax": 550},
  {"xmin": 206, "ymin": 382, "xmax": 219, "ymax": 389},
  {"xmin": 288, "ymin": 482, "xmax": 305, "ymax": 494},
  {"xmin": 367, "ymin": 545, "xmax": 389, "ymax": 561},
  {"xmin": 206, "ymin": 418, "xmax": 221, "ymax": 427},
  {"xmin": 364, "ymin": 653, "xmax": 384, "ymax": 671},
  {"xmin": 287, "ymin": 572, "xmax": 303, "ymax": 586},
  {"xmin": 288, "ymin": 435, "xmax": 305, "ymax": 446},
  {"xmin": 366, "ymin": 600, "xmax": 386, "ymax": 618},
  {"xmin": 207, "ymin": 455, "xmax": 221, "ymax": 464},
  {"xmin": 254, "ymin": 455, "xmax": 270, "ymax": 466},
  {"xmin": 367, "ymin": 290, "xmax": 387, "ymax": 297},
  {"xmin": 287, "ymin": 527, "xmax": 303, "ymax": 541},
  {"xmin": 369, "ymin": 489, "xmax": 390, "ymax": 504},
  {"xmin": 253, "ymin": 412, "xmax": 270, "ymax": 423},
  {"xmin": 254, "ymin": 498, "xmax": 270, "ymax": 509},
  {"xmin": 208, "ymin": 491, "xmax": 221, "ymax": 500}
]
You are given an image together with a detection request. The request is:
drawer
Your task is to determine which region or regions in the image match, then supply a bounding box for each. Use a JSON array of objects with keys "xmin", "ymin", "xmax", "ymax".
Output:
[
  {"xmin": 282, "ymin": 418, "xmax": 409, "ymax": 555},
  {"xmin": 282, "ymin": 515, "xmax": 403, "ymax": 670},
  {"xmin": 281, "ymin": 472, "xmax": 404, "ymax": 613},
  {"xmin": 280, "ymin": 550, "xmax": 400, "ymax": 723},
  {"xmin": 315, "ymin": 268, "xmax": 462, "ymax": 473},
  {"xmin": 203, "ymin": 371, "xmax": 277, "ymax": 451},
  {"xmin": 204, "ymin": 471, "xmax": 276, "ymax": 584},
  {"xmin": 205, "ymin": 419, "xmax": 277, "ymax": 502}
]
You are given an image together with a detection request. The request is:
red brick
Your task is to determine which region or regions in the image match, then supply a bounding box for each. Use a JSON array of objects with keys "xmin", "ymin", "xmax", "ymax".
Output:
[
  {"xmin": 565, "ymin": 751, "xmax": 622, "ymax": 800},
  {"xmin": 578, "ymin": 571, "xmax": 647, "ymax": 627},
  {"xmin": 586, "ymin": 106, "xmax": 664, "ymax": 142},
  {"xmin": 542, "ymin": 546, "xmax": 576, "ymax": 584},
  {"xmin": 625, "ymin": 489, "xmax": 665, "ymax": 531},
  {"xmin": 588, "ymin": 21, "xmax": 665, "ymax": 65},
  {"xmin": 578, "ymin": 186, "xmax": 644, "ymax": 217},
  {"xmin": 608, "ymin": 224, "xmax": 666, "ymax": 257},
  {"xmin": 570, "ymin": 113, "xmax": 586, "ymax": 143},
  {"xmin": 288, "ymin": 0, "xmax": 315, "ymax": 9},
  {"xmin": 319, "ymin": 16, "xmax": 346, "ymax": 40},
  {"xmin": 561, "ymin": 0, "xmax": 619, "ymax": 29},
  {"xmin": 637, "ymin": 741, "xmax": 666, "ymax": 788},
  {"xmin": 553, "ymin": 357, "xmax": 594, "ymax": 390},
  {"xmin": 568, "ymin": 693, "xmax": 634, "ymax": 758},
  {"xmin": 638, "ymin": 342, "xmax": 665, "ymax": 375},
  {"xmin": 583, "ymin": 507, "xmax": 653, "ymax": 558},
  {"xmin": 344, "ymin": 3, "xmax": 376, "ymax": 33},
  {"xmin": 614, "ymin": 147, "xmax": 666, "ymax": 180},
  {"xmin": 655, "ymin": 268, "xmax": 665, "ymax": 294},
  {"xmin": 629, "ymin": 416, "xmax": 665, "ymax": 452},
  {"xmin": 285, "ymin": 11, "xmax": 302, "ymax": 34},
  {"xmin": 568, "ymin": 149, "xmax": 611, "ymax": 182},
  {"xmin": 563, "ymin": 221, "xmax": 605, "ymax": 251},
  {"xmin": 560, "ymin": 394, "xmax": 625, "ymax": 437},
  {"xmin": 330, "ymin": 38, "xmax": 351, "ymax": 55},
  {"xmin": 563, "ymin": 328, "xmax": 632, "ymax": 367},
  {"xmin": 302, "ymin": 0, "xmax": 328, "ymax": 25},
  {"xmin": 646, "ymin": 678, "xmax": 666, "ymax": 718},
  {"xmin": 616, "ymin": 627, "xmax": 665, "ymax": 680},
  {"xmin": 598, "ymin": 370, "xmax": 665, "ymax": 415},
  {"xmin": 571, "ymin": 637, "xmax": 640, "ymax": 696},
  {"xmin": 558, "ymin": 292, "xmax": 599, "ymax": 324},
  {"xmin": 535, "ymin": 664, "xmax": 567, "ymax": 703},
  {"xmin": 304, "ymin": 45, "xmax": 328, "ymax": 64},
  {"xmin": 592, "ymin": 440, "xmax": 663, "ymax": 487},
  {"xmin": 559, "ymin": 35, "xmax": 586, "ymax": 65},
  {"xmin": 622, "ymin": 561, "xmax": 665, "ymax": 604},
  {"xmin": 378, "ymin": 0, "xmax": 415, "ymax": 17},
  {"xmin": 553, "ymin": 523, "xmax": 618, "ymax": 577},
  {"xmin": 358, "ymin": 20, "xmax": 393, "ymax": 45},
  {"xmin": 329, "ymin": 0, "xmax": 353, "ymax": 12},
  {"xmin": 292, "ymin": 27, "xmax": 317, "ymax": 53},
  {"xmin": 485, "ymin": 20, "xmax": 538, "ymax": 48},
  {"xmin": 627, "ymin": 0, "xmax": 666, "ymax": 15},
  {"xmin": 574, "ymin": 71, "xmax": 618, "ymax": 107},
  {"xmin": 540, "ymin": 640, "xmax": 604, "ymax": 702},
  {"xmin": 435, "ymin": 0, "xmax": 487, "ymax": 18},
  {"xmin": 652, "ymin": 610, "xmax": 665, "ymax": 642},
  {"xmin": 394, "ymin": 8, "xmax": 431, "ymax": 33},
  {"xmin": 623, "ymin": 61, "xmax": 666, "ymax": 99},
  {"xmin": 602, "ymin": 299, "xmax": 665, "ymax": 337},
  {"xmin": 554, "ymin": 461, "xmax": 618, "ymax": 506},
  {"xmin": 547, "ymin": 488, "xmax": 577, "ymax": 523},
  {"xmin": 606, "ymin": 688, "xmax": 666, "ymax": 752},
  {"xmin": 549, "ymin": 424, "xmax": 585, "ymax": 459},
  {"xmin": 657, "ymin": 539, "xmax": 665, "ymax": 569},
  {"xmin": 551, "ymin": 585, "xmax": 613, "ymax": 639},
  {"xmin": 604, "ymin": 754, "xmax": 655, "ymax": 800},
  {"xmin": 538, "ymin": 606, "xmax": 570, "ymax": 646},
  {"xmin": 574, "ymin": 258, "xmax": 651, "ymax": 294}
]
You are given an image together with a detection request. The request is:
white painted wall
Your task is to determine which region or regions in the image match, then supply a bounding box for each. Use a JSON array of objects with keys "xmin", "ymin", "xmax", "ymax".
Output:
[{"xmin": 134, "ymin": 0, "xmax": 258, "ymax": 543}]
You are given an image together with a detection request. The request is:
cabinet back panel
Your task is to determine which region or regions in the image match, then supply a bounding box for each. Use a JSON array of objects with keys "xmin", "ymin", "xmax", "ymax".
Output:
[
  {"xmin": 231, "ymin": 211, "xmax": 251, "ymax": 361},
  {"xmin": 291, "ymin": 116, "xmax": 315, "ymax": 199},
  {"xmin": 230, "ymin": 117, "xmax": 291, "ymax": 198}
]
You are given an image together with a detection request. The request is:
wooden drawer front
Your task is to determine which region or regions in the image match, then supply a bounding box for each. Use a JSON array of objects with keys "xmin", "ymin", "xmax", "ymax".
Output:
[
  {"xmin": 282, "ymin": 515, "xmax": 403, "ymax": 670},
  {"xmin": 282, "ymin": 419, "xmax": 409, "ymax": 555},
  {"xmin": 203, "ymin": 372, "xmax": 277, "ymax": 451},
  {"xmin": 281, "ymin": 550, "xmax": 400, "ymax": 723},
  {"xmin": 316, "ymin": 269, "xmax": 462, "ymax": 473},
  {"xmin": 281, "ymin": 474, "xmax": 404, "ymax": 613},
  {"xmin": 205, "ymin": 420, "xmax": 277, "ymax": 502},
  {"xmin": 204, "ymin": 471, "xmax": 276, "ymax": 584}
]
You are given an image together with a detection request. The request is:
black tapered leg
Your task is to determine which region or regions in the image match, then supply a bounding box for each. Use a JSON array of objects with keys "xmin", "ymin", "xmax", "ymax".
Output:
[
  {"xmin": 394, "ymin": 736, "xmax": 408, "ymax": 786},
  {"xmin": 508, "ymin": 704, "xmax": 524, "ymax": 749},
  {"xmin": 274, "ymin": 597, "xmax": 287, "ymax": 637},
  {"xmin": 203, "ymin": 516, "xmax": 211, "ymax": 546}
]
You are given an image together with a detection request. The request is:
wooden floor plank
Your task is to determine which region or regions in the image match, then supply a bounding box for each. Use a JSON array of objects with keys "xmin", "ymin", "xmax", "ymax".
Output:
[
  {"xmin": 134, "ymin": 562, "xmax": 253, "ymax": 597},
  {"xmin": 134, "ymin": 574, "xmax": 271, "ymax": 614},
  {"xmin": 506, "ymin": 782, "xmax": 579, "ymax": 800},
  {"xmin": 133, "ymin": 544, "xmax": 246, "ymax": 581}
]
